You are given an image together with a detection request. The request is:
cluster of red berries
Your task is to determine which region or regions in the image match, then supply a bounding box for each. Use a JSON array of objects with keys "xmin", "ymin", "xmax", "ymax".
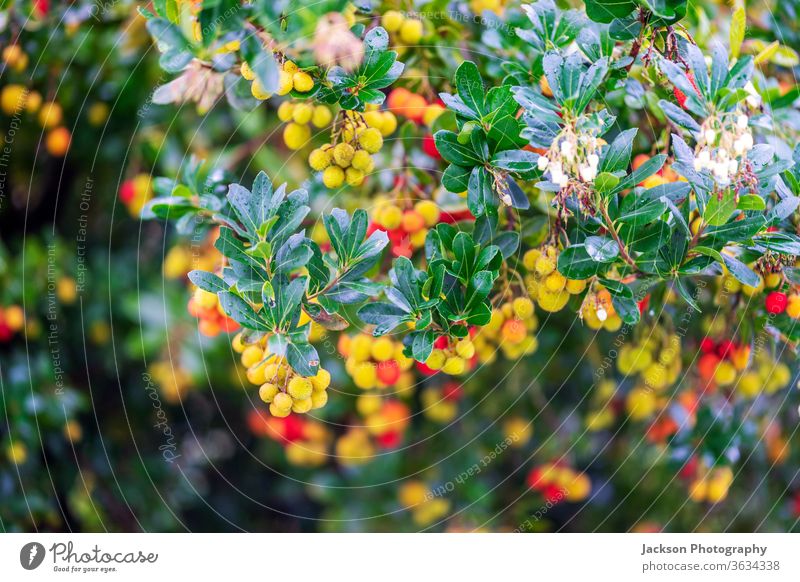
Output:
[{"xmin": 526, "ymin": 462, "xmax": 592, "ymax": 504}]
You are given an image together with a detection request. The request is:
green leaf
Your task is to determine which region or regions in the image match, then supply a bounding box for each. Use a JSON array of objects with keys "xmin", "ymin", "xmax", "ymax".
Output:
[
  {"xmin": 358, "ymin": 302, "xmax": 411, "ymax": 335},
  {"xmin": 584, "ymin": 236, "xmax": 619, "ymax": 262},
  {"xmin": 187, "ymin": 270, "xmax": 226, "ymax": 293},
  {"xmin": 557, "ymin": 245, "xmax": 605, "ymax": 279},
  {"xmin": 218, "ymin": 292, "xmax": 270, "ymax": 330},
  {"xmin": 455, "ymin": 61, "xmax": 486, "ymax": 117},
  {"xmin": 490, "ymin": 150, "xmax": 539, "ymax": 175},
  {"xmin": 433, "ymin": 131, "xmax": 483, "ymax": 167},
  {"xmin": 584, "ymin": 0, "xmax": 636, "ymax": 24},
  {"xmin": 286, "ymin": 341, "xmax": 319, "ymax": 377},
  {"xmin": 721, "ymin": 254, "xmax": 760, "ymax": 287},
  {"xmin": 599, "ymin": 128, "xmax": 636, "ymax": 173},
  {"xmin": 737, "ymin": 194, "xmax": 766, "ymax": 211},
  {"xmin": 467, "ymin": 166, "xmax": 497, "ymax": 218},
  {"xmin": 703, "ymin": 190, "xmax": 737, "ymax": 226}
]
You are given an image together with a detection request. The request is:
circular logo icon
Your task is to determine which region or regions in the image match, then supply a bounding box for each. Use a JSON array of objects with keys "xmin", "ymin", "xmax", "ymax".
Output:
[{"xmin": 20, "ymin": 542, "xmax": 46, "ymax": 570}]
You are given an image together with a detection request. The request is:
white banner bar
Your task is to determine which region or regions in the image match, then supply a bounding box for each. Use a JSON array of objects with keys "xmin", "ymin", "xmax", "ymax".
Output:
[{"xmin": 1, "ymin": 533, "xmax": 798, "ymax": 580}]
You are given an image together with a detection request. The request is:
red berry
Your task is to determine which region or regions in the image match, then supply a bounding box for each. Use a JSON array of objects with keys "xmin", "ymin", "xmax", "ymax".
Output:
[
  {"xmin": 119, "ymin": 180, "xmax": 135, "ymax": 204},
  {"xmin": 766, "ymin": 291, "xmax": 787, "ymax": 314},
  {"xmin": 442, "ymin": 382, "xmax": 462, "ymax": 401},
  {"xmin": 376, "ymin": 430, "xmax": 402, "ymax": 448},
  {"xmin": 422, "ymin": 134, "xmax": 440, "ymax": 159},
  {"xmin": 376, "ymin": 359, "xmax": 401, "ymax": 385},
  {"xmin": 433, "ymin": 335, "xmax": 449, "ymax": 349},
  {"xmin": 673, "ymin": 71, "xmax": 699, "ymax": 110},
  {"xmin": 700, "ymin": 337, "xmax": 715, "ymax": 353},
  {"xmin": 715, "ymin": 340, "xmax": 735, "ymax": 359}
]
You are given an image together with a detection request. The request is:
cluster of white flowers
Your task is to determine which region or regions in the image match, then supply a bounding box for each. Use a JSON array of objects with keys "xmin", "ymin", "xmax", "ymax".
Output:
[
  {"xmin": 692, "ymin": 111, "xmax": 753, "ymax": 186},
  {"xmin": 537, "ymin": 130, "xmax": 603, "ymax": 190}
]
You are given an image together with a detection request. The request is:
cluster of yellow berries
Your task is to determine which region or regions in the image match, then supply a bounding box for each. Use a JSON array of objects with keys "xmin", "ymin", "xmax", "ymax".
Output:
[
  {"xmin": 380, "ymin": 11, "xmax": 425, "ymax": 46},
  {"xmin": 424, "ymin": 336, "xmax": 476, "ymax": 376},
  {"xmin": 149, "ymin": 360, "xmax": 193, "ymax": 404},
  {"xmin": 618, "ymin": 329, "xmax": 682, "ymax": 391},
  {"xmin": 2, "ymin": 44, "xmax": 29, "ymax": 72},
  {"xmin": 372, "ymin": 198, "xmax": 440, "ymax": 257},
  {"xmin": 689, "ymin": 465, "xmax": 734, "ymax": 504},
  {"xmin": 398, "ymin": 480, "xmax": 451, "ymax": 526},
  {"xmin": 0, "ymin": 84, "xmax": 70, "ymax": 156},
  {"xmin": 585, "ymin": 380, "xmax": 618, "ymax": 431},
  {"xmin": 733, "ymin": 353, "xmax": 791, "ymax": 399},
  {"xmin": 241, "ymin": 58, "xmax": 314, "ymax": 101},
  {"xmin": 309, "ymin": 107, "xmax": 395, "ymax": 188},
  {"xmin": 473, "ymin": 298, "xmax": 539, "ymax": 363},
  {"xmin": 233, "ymin": 334, "xmax": 331, "ymax": 416},
  {"xmin": 337, "ymin": 332, "xmax": 414, "ymax": 391},
  {"xmin": 278, "ymin": 100, "xmax": 332, "ymax": 150},
  {"xmin": 421, "ymin": 385, "xmax": 460, "ymax": 423},
  {"xmin": 716, "ymin": 268, "xmax": 781, "ymax": 298},
  {"xmin": 580, "ymin": 288, "xmax": 623, "ymax": 332},
  {"xmin": 335, "ymin": 428, "xmax": 376, "ymax": 466},
  {"xmin": 523, "ymin": 246, "xmax": 588, "ymax": 313}
]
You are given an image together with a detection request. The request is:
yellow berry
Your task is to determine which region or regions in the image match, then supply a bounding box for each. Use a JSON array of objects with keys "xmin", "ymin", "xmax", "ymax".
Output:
[
  {"xmin": 345, "ymin": 167, "xmax": 365, "ymax": 186},
  {"xmin": 381, "ymin": 10, "xmax": 404, "ymax": 33},
  {"xmin": 308, "ymin": 148, "xmax": 332, "ymax": 171},
  {"xmin": 273, "ymin": 392, "xmax": 293, "ymax": 411},
  {"xmin": 364, "ymin": 110, "xmax": 385, "ymax": 130},
  {"xmin": 292, "ymin": 102, "xmax": 314, "ymax": 124},
  {"xmin": 277, "ymin": 70, "xmax": 294, "ymax": 95},
  {"xmin": 512, "ymin": 297, "xmax": 534, "ymax": 319},
  {"xmin": 380, "ymin": 111, "xmax": 398, "ymax": 136},
  {"xmin": 292, "ymin": 71, "xmax": 314, "ymax": 93},
  {"xmin": 399, "ymin": 18, "xmax": 424, "ymax": 44},
  {"xmin": 414, "ymin": 200, "xmax": 440, "ymax": 226},
  {"xmin": 269, "ymin": 403, "xmax": 291, "ymax": 417},
  {"xmin": 241, "ymin": 345, "xmax": 264, "ymax": 368},
  {"xmin": 240, "ymin": 61, "xmax": 255, "ymax": 80},
  {"xmin": 259, "ymin": 382, "xmax": 280, "ymax": 403},
  {"xmin": 786, "ymin": 294, "xmax": 800, "ymax": 319},
  {"xmin": 251, "ymin": 78, "xmax": 272, "ymax": 100},
  {"xmin": 536, "ymin": 289, "xmax": 569, "ymax": 312},
  {"xmin": 246, "ymin": 363, "xmax": 268, "ymax": 385},
  {"xmin": 358, "ymin": 127, "xmax": 384, "ymax": 153},
  {"xmin": 38, "ymin": 101, "xmax": 63, "ymax": 128},
  {"xmin": 354, "ymin": 362, "xmax": 377, "ymax": 389},
  {"xmin": 714, "ymin": 361, "xmax": 737, "ymax": 387},
  {"xmin": 442, "ymin": 356, "xmax": 466, "ymax": 375},
  {"xmin": 287, "ymin": 377, "xmax": 314, "ymax": 400},
  {"xmin": 311, "ymin": 105, "xmax": 333, "ymax": 128},
  {"xmin": 292, "ymin": 397, "xmax": 313, "ymax": 414},
  {"xmin": 371, "ymin": 337, "xmax": 395, "ymax": 362},
  {"xmin": 311, "ymin": 368, "xmax": 331, "ymax": 391},
  {"xmin": 277, "ymin": 101, "xmax": 295, "ymax": 122},
  {"xmin": 283, "ymin": 122, "xmax": 311, "ymax": 150},
  {"xmin": 423, "ymin": 104, "xmax": 445, "ymax": 126},
  {"xmin": 351, "ymin": 150, "xmax": 374, "ymax": 172},
  {"xmin": 455, "ymin": 339, "xmax": 475, "ymax": 359},
  {"xmin": 534, "ymin": 255, "xmax": 555, "ymax": 276},
  {"xmin": 282, "ymin": 60, "xmax": 299, "ymax": 73},
  {"xmin": 565, "ymin": 279, "xmax": 587, "ymax": 294},
  {"xmin": 333, "ymin": 142, "xmax": 355, "ymax": 167},
  {"xmin": 6, "ymin": 442, "xmax": 27, "ymax": 464},
  {"xmin": 426, "ymin": 349, "xmax": 446, "ymax": 370},
  {"xmin": 310, "ymin": 390, "xmax": 328, "ymax": 409}
]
